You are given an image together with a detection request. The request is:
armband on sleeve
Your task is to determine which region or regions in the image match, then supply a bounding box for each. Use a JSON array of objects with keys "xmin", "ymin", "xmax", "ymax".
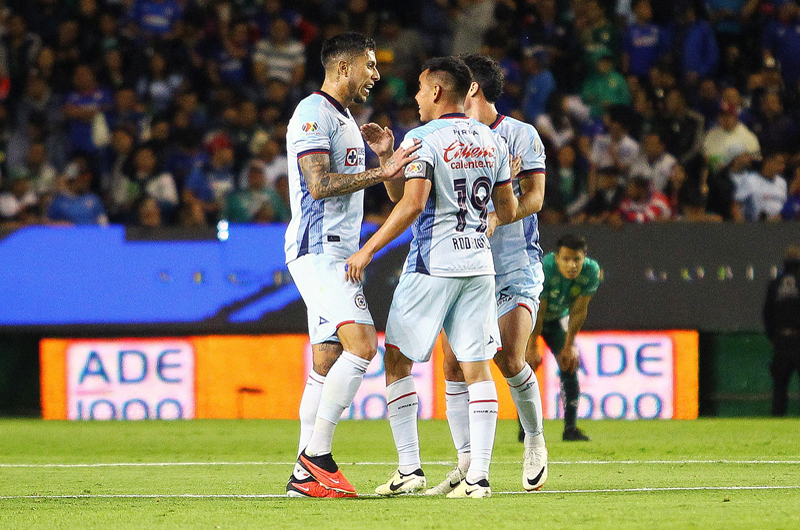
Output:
[{"xmin": 405, "ymin": 160, "xmax": 434, "ymax": 180}]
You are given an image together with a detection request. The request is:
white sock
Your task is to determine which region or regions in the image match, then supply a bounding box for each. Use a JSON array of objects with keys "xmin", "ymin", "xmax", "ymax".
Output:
[
  {"xmin": 445, "ymin": 380, "xmax": 470, "ymax": 471},
  {"xmin": 297, "ymin": 371, "xmax": 326, "ymax": 457},
  {"xmin": 387, "ymin": 376, "xmax": 420, "ymax": 475},
  {"xmin": 305, "ymin": 351, "xmax": 370, "ymax": 456},
  {"xmin": 506, "ymin": 363, "xmax": 545, "ymax": 441},
  {"xmin": 465, "ymin": 380, "xmax": 498, "ymax": 484}
]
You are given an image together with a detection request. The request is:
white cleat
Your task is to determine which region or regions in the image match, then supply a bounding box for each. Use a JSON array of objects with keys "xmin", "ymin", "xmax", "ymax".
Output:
[
  {"xmin": 446, "ymin": 478, "xmax": 492, "ymax": 498},
  {"xmin": 523, "ymin": 446, "xmax": 548, "ymax": 491},
  {"xmin": 424, "ymin": 467, "xmax": 465, "ymax": 496},
  {"xmin": 375, "ymin": 469, "xmax": 427, "ymax": 496}
]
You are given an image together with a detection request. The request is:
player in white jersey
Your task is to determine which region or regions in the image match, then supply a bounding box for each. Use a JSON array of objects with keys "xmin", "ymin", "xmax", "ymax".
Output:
[
  {"xmin": 345, "ymin": 56, "xmax": 519, "ymax": 499},
  {"xmin": 424, "ymin": 54, "xmax": 550, "ymax": 496},
  {"xmin": 284, "ymin": 32, "xmax": 420, "ymax": 499}
]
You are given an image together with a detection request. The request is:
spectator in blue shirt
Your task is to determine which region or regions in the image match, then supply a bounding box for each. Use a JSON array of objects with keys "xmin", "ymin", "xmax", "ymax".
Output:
[
  {"xmin": 621, "ymin": 0, "xmax": 671, "ymax": 78},
  {"xmin": 762, "ymin": 2, "xmax": 800, "ymax": 90},
  {"xmin": 183, "ymin": 133, "xmax": 236, "ymax": 223},
  {"xmin": 130, "ymin": 0, "xmax": 183, "ymax": 41},
  {"xmin": 47, "ymin": 159, "xmax": 108, "ymax": 225},
  {"xmin": 521, "ymin": 47, "xmax": 556, "ymax": 123},
  {"xmin": 62, "ymin": 64, "xmax": 112, "ymax": 158},
  {"xmin": 678, "ymin": 3, "xmax": 719, "ymax": 86}
]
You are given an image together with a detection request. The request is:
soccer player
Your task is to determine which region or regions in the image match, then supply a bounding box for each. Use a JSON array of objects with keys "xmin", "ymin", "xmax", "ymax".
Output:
[
  {"xmin": 284, "ymin": 32, "xmax": 420, "ymax": 498},
  {"xmin": 346, "ymin": 56, "xmax": 519, "ymax": 499},
  {"xmin": 528, "ymin": 234, "xmax": 601, "ymax": 441},
  {"xmin": 424, "ymin": 53, "xmax": 549, "ymax": 495}
]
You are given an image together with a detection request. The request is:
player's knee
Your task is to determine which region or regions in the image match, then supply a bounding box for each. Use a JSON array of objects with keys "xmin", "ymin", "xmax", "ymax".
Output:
[
  {"xmin": 442, "ymin": 357, "xmax": 465, "ymax": 382},
  {"xmin": 384, "ymin": 346, "xmax": 413, "ymax": 380},
  {"xmin": 493, "ymin": 350, "xmax": 525, "ymax": 378}
]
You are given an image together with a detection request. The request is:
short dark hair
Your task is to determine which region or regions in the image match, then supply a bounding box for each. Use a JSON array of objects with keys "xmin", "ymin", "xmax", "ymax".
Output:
[
  {"xmin": 461, "ymin": 54, "xmax": 504, "ymax": 103},
  {"xmin": 556, "ymin": 234, "xmax": 588, "ymax": 253},
  {"xmin": 421, "ymin": 56, "xmax": 473, "ymax": 102},
  {"xmin": 321, "ymin": 32, "xmax": 376, "ymax": 67}
]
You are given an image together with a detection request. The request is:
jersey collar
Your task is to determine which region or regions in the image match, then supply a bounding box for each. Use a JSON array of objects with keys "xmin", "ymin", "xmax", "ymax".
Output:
[
  {"xmin": 439, "ymin": 112, "xmax": 468, "ymax": 119},
  {"xmin": 489, "ymin": 114, "xmax": 506, "ymax": 129},
  {"xmin": 314, "ymin": 91, "xmax": 348, "ymax": 117}
]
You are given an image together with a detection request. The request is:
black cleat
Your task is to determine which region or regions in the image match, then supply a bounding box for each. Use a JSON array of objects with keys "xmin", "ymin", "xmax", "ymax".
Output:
[{"xmin": 562, "ymin": 426, "xmax": 590, "ymax": 441}]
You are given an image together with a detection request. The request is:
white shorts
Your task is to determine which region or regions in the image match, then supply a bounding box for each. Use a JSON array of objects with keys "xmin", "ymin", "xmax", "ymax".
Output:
[
  {"xmin": 495, "ymin": 261, "xmax": 544, "ymax": 333},
  {"xmin": 386, "ymin": 273, "xmax": 501, "ymax": 363},
  {"xmin": 288, "ymin": 254, "xmax": 374, "ymax": 344}
]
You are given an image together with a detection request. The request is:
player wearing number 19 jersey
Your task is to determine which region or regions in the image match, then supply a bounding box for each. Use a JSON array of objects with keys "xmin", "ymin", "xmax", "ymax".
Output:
[{"xmin": 345, "ymin": 56, "xmax": 519, "ymax": 499}]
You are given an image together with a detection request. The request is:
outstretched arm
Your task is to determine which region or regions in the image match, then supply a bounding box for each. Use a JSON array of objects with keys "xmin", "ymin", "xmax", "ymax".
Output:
[
  {"xmin": 300, "ymin": 138, "xmax": 419, "ymax": 200},
  {"xmin": 345, "ymin": 177, "xmax": 431, "ymax": 283}
]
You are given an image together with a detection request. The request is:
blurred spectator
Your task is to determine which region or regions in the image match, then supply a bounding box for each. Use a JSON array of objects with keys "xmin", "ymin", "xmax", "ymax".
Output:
[
  {"xmin": 542, "ymin": 141, "xmax": 589, "ymax": 223},
  {"xmin": 21, "ymin": 140, "xmax": 59, "ymax": 209},
  {"xmin": 617, "ymin": 175, "xmax": 673, "ymax": 223},
  {"xmin": 588, "ymin": 105, "xmax": 639, "ymax": 192},
  {"xmin": 105, "ymin": 86, "xmax": 145, "ymax": 135},
  {"xmin": 577, "ymin": 0, "xmax": 620, "ymax": 69},
  {"xmin": 748, "ymin": 91, "xmax": 798, "ymax": 158},
  {"xmin": 762, "ymin": 2, "xmax": 800, "ymax": 91},
  {"xmin": 62, "ymin": 64, "xmax": 112, "ymax": 160},
  {"xmin": 0, "ymin": 169, "xmax": 39, "ymax": 225},
  {"xmin": 704, "ymin": 101, "xmax": 761, "ymax": 174},
  {"xmin": 374, "ymin": 11, "xmax": 426, "ymax": 88},
  {"xmin": 521, "ymin": 47, "xmax": 556, "ymax": 122},
  {"xmin": 225, "ymin": 160, "xmax": 289, "ymax": 223},
  {"xmin": 46, "ymin": 159, "xmax": 108, "ymax": 225},
  {"xmin": 519, "ymin": 0, "xmax": 581, "ymax": 92},
  {"xmin": 1, "ymin": 13, "xmax": 43, "ymax": 102},
  {"xmin": 136, "ymin": 51, "xmax": 183, "ymax": 114},
  {"xmin": 629, "ymin": 130, "xmax": 678, "ymax": 192},
  {"xmin": 733, "ymin": 152, "xmax": 788, "ymax": 221},
  {"xmin": 100, "ymin": 126, "xmax": 136, "ymax": 195},
  {"xmin": 621, "ymin": 0, "xmax": 671, "ymax": 79},
  {"xmin": 657, "ymin": 87, "xmax": 705, "ymax": 165},
  {"xmin": 130, "ymin": 0, "xmax": 184, "ymax": 42},
  {"xmin": 676, "ymin": 2, "xmax": 719, "ymax": 87},
  {"xmin": 183, "ymin": 133, "xmax": 235, "ymax": 222},
  {"xmin": 254, "ymin": 17, "xmax": 306, "ymax": 86},
  {"xmin": 705, "ymin": 0, "xmax": 749, "ymax": 51},
  {"xmin": 214, "ymin": 17, "xmax": 251, "ymax": 87},
  {"xmin": 580, "ymin": 52, "xmax": 631, "ymax": 119},
  {"xmin": 109, "ymin": 143, "xmax": 179, "ymax": 223},
  {"xmin": 675, "ymin": 184, "xmax": 723, "ymax": 222},
  {"xmin": 243, "ymin": 135, "xmax": 288, "ymax": 189},
  {"xmin": 781, "ymin": 165, "xmax": 800, "ymax": 220},
  {"xmin": 572, "ymin": 165, "xmax": 626, "ymax": 225},
  {"xmin": 451, "ymin": 0, "xmax": 496, "ymax": 56}
]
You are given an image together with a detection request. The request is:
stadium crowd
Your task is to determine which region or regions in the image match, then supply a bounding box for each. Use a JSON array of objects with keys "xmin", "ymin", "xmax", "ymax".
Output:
[{"xmin": 1, "ymin": 0, "xmax": 800, "ymax": 229}]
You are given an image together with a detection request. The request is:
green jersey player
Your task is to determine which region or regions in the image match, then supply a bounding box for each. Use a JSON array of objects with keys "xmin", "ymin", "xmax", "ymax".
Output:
[{"xmin": 528, "ymin": 234, "xmax": 601, "ymax": 441}]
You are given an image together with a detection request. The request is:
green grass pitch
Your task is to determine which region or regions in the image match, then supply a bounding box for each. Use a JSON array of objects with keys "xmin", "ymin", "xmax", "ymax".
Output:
[{"xmin": 0, "ymin": 418, "xmax": 798, "ymax": 529}]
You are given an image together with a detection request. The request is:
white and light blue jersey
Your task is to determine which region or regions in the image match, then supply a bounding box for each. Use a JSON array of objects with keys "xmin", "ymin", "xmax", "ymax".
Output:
[
  {"xmin": 284, "ymin": 91, "xmax": 367, "ymax": 263},
  {"xmin": 401, "ymin": 113, "xmax": 511, "ymax": 277},
  {"xmin": 488, "ymin": 114, "xmax": 546, "ymax": 274}
]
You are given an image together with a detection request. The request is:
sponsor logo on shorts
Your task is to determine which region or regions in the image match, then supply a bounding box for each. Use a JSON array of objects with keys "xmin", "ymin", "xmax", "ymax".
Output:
[
  {"xmin": 497, "ymin": 288, "xmax": 513, "ymax": 306},
  {"xmin": 354, "ymin": 293, "xmax": 368, "ymax": 309}
]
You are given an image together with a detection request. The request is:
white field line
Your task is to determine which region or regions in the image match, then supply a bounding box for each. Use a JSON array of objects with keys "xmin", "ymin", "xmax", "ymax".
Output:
[
  {"xmin": 2, "ymin": 485, "xmax": 800, "ymax": 500},
  {"xmin": 1, "ymin": 459, "xmax": 800, "ymax": 468}
]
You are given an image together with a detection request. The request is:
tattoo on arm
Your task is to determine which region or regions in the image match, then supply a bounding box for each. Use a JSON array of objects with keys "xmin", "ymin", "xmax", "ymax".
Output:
[{"xmin": 301, "ymin": 153, "xmax": 387, "ymax": 199}]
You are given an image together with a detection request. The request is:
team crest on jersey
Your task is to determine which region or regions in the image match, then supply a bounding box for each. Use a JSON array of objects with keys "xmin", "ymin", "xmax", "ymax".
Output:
[
  {"xmin": 302, "ymin": 122, "xmax": 319, "ymax": 133},
  {"xmin": 354, "ymin": 293, "xmax": 368, "ymax": 309},
  {"xmin": 345, "ymin": 147, "xmax": 365, "ymax": 167},
  {"xmin": 406, "ymin": 162, "xmax": 424, "ymax": 177},
  {"xmin": 571, "ymin": 285, "xmax": 581, "ymax": 296}
]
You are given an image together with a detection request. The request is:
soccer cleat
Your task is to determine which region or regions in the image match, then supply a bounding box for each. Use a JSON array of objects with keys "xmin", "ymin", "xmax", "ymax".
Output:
[
  {"xmin": 286, "ymin": 475, "xmax": 357, "ymax": 498},
  {"xmin": 424, "ymin": 467, "xmax": 465, "ymax": 496},
  {"xmin": 562, "ymin": 426, "xmax": 590, "ymax": 441},
  {"xmin": 446, "ymin": 478, "xmax": 492, "ymax": 499},
  {"xmin": 375, "ymin": 468, "xmax": 427, "ymax": 496},
  {"xmin": 297, "ymin": 450, "xmax": 357, "ymax": 494},
  {"xmin": 522, "ymin": 446, "xmax": 548, "ymax": 491}
]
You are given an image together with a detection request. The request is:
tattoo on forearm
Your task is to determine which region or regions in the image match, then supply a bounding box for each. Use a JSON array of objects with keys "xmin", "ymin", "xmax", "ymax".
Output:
[{"xmin": 301, "ymin": 153, "xmax": 386, "ymax": 198}]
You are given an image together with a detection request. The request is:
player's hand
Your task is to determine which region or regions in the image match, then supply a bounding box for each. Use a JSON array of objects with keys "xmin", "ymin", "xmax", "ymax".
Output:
[
  {"xmin": 382, "ymin": 138, "xmax": 421, "ymax": 180},
  {"xmin": 345, "ymin": 248, "xmax": 374, "ymax": 284},
  {"xmin": 486, "ymin": 211, "xmax": 501, "ymax": 237},
  {"xmin": 361, "ymin": 123, "xmax": 395, "ymax": 157},
  {"xmin": 557, "ymin": 344, "xmax": 580, "ymax": 374},
  {"xmin": 510, "ymin": 155, "xmax": 522, "ymax": 180}
]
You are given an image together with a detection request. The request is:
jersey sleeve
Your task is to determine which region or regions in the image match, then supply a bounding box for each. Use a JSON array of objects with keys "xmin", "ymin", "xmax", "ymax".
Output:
[
  {"xmin": 495, "ymin": 136, "xmax": 511, "ymax": 186},
  {"xmin": 291, "ymin": 101, "xmax": 333, "ymax": 158},
  {"xmin": 402, "ymin": 129, "xmax": 435, "ymax": 179},
  {"xmin": 512, "ymin": 123, "xmax": 547, "ymax": 179}
]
